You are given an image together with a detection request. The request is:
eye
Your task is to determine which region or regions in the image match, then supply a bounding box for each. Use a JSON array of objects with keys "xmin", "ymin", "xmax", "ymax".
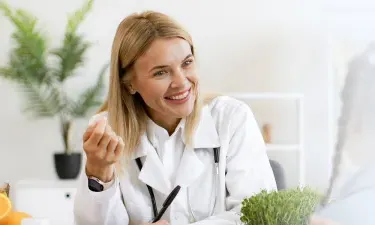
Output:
[
  {"xmin": 153, "ymin": 70, "xmax": 168, "ymax": 77},
  {"xmin": 182, "ymin": 59, "xmax": 193, "ymax": 67}
]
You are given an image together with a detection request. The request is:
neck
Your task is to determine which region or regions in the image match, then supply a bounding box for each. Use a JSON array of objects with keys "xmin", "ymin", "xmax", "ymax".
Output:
[{"xmin": 149, "ymin": 114, "xmax": 181, "ymax": 135}]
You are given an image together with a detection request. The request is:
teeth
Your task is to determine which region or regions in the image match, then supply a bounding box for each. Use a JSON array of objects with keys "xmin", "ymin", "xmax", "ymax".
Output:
[{"xmin": 169, "ymin": 91, "xmax": 189, "ymax": 100}]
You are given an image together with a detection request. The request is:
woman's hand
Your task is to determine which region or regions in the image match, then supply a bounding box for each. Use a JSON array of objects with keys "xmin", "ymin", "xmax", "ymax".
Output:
[
  {"xmin": 83, "ymin": 117, "xmax": 124, "ymax": 182},
  {"xmin": 141, "ymin": 220, "xmax": 169, "ymax": 225}
]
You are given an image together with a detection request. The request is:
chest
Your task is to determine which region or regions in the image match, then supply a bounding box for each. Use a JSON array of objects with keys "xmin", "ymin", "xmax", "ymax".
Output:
[{"xmin": 120, "ymin": 148, "xmax": 221, "ymax": 224}]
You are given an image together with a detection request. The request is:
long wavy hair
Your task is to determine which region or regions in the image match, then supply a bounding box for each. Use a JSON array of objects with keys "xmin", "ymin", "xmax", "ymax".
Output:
[{"xmin": 98, "ymin": 11, "xmax": 202, "ymax": 167}]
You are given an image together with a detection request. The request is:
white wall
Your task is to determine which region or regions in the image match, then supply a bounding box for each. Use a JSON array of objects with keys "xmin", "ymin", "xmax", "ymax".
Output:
[{"xmin": 2, "ymin": 0, "xmax": 362, "ymax": 191}]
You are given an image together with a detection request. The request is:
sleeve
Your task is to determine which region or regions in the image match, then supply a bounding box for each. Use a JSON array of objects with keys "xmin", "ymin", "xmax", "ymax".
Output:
[
  {"xmin": 73, "ymin": 169, "xmax": 129, "ymax": 225},
  {"xmin": 190, "ymin": 103, "xmax": 277, "ymax": 225},
  {"xmin": 73, "ymin": 111, "xmax": 129, "ymax": 225}
]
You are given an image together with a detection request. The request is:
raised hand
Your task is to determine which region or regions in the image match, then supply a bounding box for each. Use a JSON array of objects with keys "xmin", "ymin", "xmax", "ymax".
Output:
[{"xmin": 83, "ymin": 117, "xmax": 124, "ymax": 182}]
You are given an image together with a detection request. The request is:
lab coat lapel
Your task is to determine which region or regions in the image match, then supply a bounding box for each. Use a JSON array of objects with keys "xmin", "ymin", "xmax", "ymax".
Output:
[
  {"xmin": 174, "ymin": 144, "xmax": 204, "ymax": 188},
  {"xmin": 133, "ymin": 134, "xmax": 172, "ymax": 195},
  {"xmin": 175, "ymin": 106, "xmax": 221, "ymax": 188}
]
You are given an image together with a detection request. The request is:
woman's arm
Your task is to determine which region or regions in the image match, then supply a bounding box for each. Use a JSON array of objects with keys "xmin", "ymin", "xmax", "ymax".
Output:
[
  {"xmin": 74, "ymin": 112, "xmax": 129, "ymax": 225},
  {"xmin": 73, "ymin": 169, "xmax": 129, "ymax": 225},
  {"xmin": 191, "ymin": 103, "xmax": 277, "ymax": 225}
]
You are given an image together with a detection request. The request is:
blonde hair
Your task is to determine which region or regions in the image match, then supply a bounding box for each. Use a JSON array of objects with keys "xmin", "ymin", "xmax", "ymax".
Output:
[{"xmin": 100, "ymin": 11, "xmax": 202, "ymax": 167}]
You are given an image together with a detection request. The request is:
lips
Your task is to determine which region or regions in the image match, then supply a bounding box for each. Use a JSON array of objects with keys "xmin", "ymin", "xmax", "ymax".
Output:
[{"xmin": 165, "ymin": 88, "xmax": 191, "ymax": 100}]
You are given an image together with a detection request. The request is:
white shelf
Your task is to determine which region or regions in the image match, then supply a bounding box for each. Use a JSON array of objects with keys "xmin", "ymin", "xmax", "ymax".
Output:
[
  {"xmin": 266, "ymin": 144, "xmax": 300, "ymax": 151},
  {"xmin": 225, "ymin": 92, "xmax": 305, "ymax": 188}
]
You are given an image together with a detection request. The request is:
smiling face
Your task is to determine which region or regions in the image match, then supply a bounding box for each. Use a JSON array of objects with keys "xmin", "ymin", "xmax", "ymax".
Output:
[{"xmin": 130, "ymin": 37, "xmax": 198, "ymax": 129}]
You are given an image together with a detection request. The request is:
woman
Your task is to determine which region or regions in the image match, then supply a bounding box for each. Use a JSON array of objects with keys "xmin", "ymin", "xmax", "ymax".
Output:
[{"xmin": 73, "ymin": 11, "xmax": 277, "ymax": 225}]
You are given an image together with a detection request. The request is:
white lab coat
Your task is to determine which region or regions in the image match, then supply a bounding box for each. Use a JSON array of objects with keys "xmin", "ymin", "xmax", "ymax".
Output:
[{"xmin": 73, "ymin": 96, "xmax": 277, "ymax": 225}]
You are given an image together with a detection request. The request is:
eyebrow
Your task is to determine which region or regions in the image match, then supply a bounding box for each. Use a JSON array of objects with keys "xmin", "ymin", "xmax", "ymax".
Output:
[{"xmin": 149, "ymin": 54, "xmax": 193, "ymax": 73}]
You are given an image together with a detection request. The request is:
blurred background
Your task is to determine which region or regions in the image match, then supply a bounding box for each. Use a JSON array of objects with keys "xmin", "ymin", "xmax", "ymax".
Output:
[{"xmin": 1, "ymin": 0, "xmax": 375, "ymax": 224}]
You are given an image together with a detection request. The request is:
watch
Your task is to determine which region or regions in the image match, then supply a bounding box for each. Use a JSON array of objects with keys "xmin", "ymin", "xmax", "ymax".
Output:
[{"xmin": 88, "ymin": 176, "xmax": 114, "ymax": 192}]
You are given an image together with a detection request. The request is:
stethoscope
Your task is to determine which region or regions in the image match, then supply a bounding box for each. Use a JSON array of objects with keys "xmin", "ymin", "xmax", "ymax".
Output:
[{"xmin": 135, "ymin": 147, "xmax": 220, "ymax": 222}]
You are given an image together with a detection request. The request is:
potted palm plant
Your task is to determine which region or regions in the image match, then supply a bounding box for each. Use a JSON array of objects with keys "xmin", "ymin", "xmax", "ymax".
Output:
[{"xmin": 0, "ymin": 0, "xmax": 107, "ymax": 179}]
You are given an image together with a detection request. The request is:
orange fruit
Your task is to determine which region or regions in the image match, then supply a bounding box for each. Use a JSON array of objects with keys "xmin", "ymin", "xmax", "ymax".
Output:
[
  {"xmin": 0, "ymin": 211, "xmax": 32, "ymax": 225},
  {"xmin": 0, "ymin": 194, "xmax": 12, "ymax": 220},
  {"xmin": 0, "ymin": 194, "xmax": 11, "ymax": 221}
]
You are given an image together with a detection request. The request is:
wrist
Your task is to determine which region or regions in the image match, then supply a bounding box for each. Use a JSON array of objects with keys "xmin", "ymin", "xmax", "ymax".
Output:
[{"xmin": 85, "ymin": 163, "xmax": 114, "ymax": 182}]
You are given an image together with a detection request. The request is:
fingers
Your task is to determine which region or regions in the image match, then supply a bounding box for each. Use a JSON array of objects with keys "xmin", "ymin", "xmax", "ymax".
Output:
[
  {"xmin": 83, "ymin": 122, "xmax": 96, "ymax": 142},
  {"xmin": 106, "ymin": 132, "xmax": 119, "ymax": 153},
  {"xmin": 114, "ymin": 136, "xmax": 124, "ymax": 158},
  {"xmin": 105, "ymin": 135, "xmax": 119, "ymax": 162},
  {"xmin": 83, "ymin": 115, "xmax": 124, "ymax": 169},
  {"xmin": 98, "ymin": 125, "xmax": 112, "ymax": 149},
  {"xmin": 87, "ymin": 117, "xmax": 107, "ymax": 145}
]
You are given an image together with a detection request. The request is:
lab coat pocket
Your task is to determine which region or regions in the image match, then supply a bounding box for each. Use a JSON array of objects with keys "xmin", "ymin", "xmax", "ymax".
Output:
[
  {"xmin": 125, "ymin": 201, "xmax": 153, "ymax": 225},
  {"xmin": 187, "ymin": 161, "xmax": 217, "ymax": 220},
  {"xmin": 189, "ymin": 182, "xmax": 217, "ymax": 220}
]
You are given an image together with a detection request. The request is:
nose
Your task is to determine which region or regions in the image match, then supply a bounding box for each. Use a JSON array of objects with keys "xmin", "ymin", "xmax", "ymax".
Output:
[{"xmin": 170, "ymin": 69, "xmax": 187, "ymax": 88}]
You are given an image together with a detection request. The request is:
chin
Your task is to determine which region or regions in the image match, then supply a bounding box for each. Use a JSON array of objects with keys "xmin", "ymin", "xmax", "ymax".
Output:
[
  {"xmin": 169, "ymin": 103, "xmax": 194, "ymax": 118},
  {"xmin": 179, "ymin": 108, "xmax": 194, "ymax": 118}
]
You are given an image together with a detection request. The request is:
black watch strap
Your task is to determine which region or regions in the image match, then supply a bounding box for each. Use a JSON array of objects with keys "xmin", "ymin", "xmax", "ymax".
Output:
[{"xmin": 88, "ymin": 177, "xmax": 104, "ymax": 192}]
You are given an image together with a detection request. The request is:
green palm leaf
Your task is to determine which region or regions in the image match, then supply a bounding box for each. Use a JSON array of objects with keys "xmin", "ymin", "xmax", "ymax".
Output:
[
  {"xmin": 50, "ymin": 0, "xmax": 93, "ymax": 82},
  {"xmin": 66, "ymin": 0, "xmax": 93, "ymax": 33},
  {"xmin": 51, "ymin": 33, "xmax": 91, "ymax": 82},
  {"xmin": 0, "ymin": 0, "xmax": 106, "ymax": 153},
  {"xmin": 19, "ymin": 82, "xmax": 62, "ymax": 118},
  {"xmin": 69, "ymin": 63, "xmax": 108, "ymax": 117},
  {"xmin": 0, "ymin": 2, "xmax": 50, "ymax": 85}
]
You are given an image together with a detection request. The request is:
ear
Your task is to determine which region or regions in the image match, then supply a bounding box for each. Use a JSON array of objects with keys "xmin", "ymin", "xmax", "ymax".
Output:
[
  {"xmin": 128, "ymin": 84, "xmax": 136, "ymax": 95},
  {"xmin": 121, "ymin": 76, "xmax": 136, "ymax": 94},
  {"xmin": 125, "ymin": 69, "xmax": 137, "ymax": 95}
]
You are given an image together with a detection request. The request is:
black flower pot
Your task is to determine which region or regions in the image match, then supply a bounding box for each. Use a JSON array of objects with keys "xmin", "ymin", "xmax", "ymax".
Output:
[{"xmin": 54, "ymin": 153, "xmax": 82, "ymax": 179}]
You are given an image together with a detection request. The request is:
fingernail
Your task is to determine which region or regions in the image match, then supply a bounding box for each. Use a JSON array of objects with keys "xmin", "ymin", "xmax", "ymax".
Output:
[
  {"xmin": 88, "ymin": 119, "xmax": 97, "ymax": 127},
  {"xmin": 95, "ymin": 116, "xmax": 106, "ymax": 126}
]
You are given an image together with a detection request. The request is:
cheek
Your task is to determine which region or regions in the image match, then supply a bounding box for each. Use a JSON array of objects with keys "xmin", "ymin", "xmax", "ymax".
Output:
[
  {"xmin": 137, "ymin": 80, "xmax": 169, "ymax": 102},
  {"xmin": 186, "ymin": 70, "xmax": 199, "ymax": 86}
]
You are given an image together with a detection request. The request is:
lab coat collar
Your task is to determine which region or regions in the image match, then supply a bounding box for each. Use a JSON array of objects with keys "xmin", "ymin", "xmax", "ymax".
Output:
[
  {"xmin": 174, "ymin": 105, "xmax": 222, "ymax": 188},
  {"xmin": 137, "ymin": 138, "xmax": 172, "ymax": 195},
  {"xmin": 186, "ymin": 105, "xmax": 221, "ymax": 149},
  {"xmin": 131, "ymin": 104, "xmax": 221, "ymax": 159},
  {"xmin": 130, "ymin": 104, "xmax": 221, "ymax": 194}
]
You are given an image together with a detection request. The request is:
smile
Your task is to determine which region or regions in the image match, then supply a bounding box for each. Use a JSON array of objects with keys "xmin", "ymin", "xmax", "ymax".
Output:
[{"xmin": 165, "ymin": 88, "xmax": 191, "ymax": 103}]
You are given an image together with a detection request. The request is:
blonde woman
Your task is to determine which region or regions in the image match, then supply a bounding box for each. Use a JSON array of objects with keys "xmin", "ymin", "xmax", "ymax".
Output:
[{"xmin": 73, "ymin": 11, "xmax": 277, "ymax": 225}]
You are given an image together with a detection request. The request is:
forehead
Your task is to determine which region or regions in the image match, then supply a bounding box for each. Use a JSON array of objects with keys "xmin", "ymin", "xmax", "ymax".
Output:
[{"xmin": 135, "ymin": 38, "xmax": 192, "ymax": 68}]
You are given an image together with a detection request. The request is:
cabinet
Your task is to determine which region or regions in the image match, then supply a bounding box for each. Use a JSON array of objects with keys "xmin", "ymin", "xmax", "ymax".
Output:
[
  {"xmin": 226, "ymin": 92, "xmax": 305, "ymax": 188},
  {"xmin": 10, "ymin": 180, "xmax": 77, "ymax": 225}
]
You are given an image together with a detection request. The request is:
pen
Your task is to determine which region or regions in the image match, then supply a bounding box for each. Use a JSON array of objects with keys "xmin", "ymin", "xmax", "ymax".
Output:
[{"xmin": 152, "ymin": 185, "xmax": 181, "ymax": 222}]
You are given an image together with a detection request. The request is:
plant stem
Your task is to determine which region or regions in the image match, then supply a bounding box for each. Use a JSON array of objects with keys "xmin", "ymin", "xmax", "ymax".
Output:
[{"xmin": 61, "ymin": 118, "xmax": 72, "ymax": 154}]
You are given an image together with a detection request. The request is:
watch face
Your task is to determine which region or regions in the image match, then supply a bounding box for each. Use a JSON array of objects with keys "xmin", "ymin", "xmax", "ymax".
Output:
[{"xmin": 88, "ymin": 178, "xmax": 104, "ymax": 192}]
